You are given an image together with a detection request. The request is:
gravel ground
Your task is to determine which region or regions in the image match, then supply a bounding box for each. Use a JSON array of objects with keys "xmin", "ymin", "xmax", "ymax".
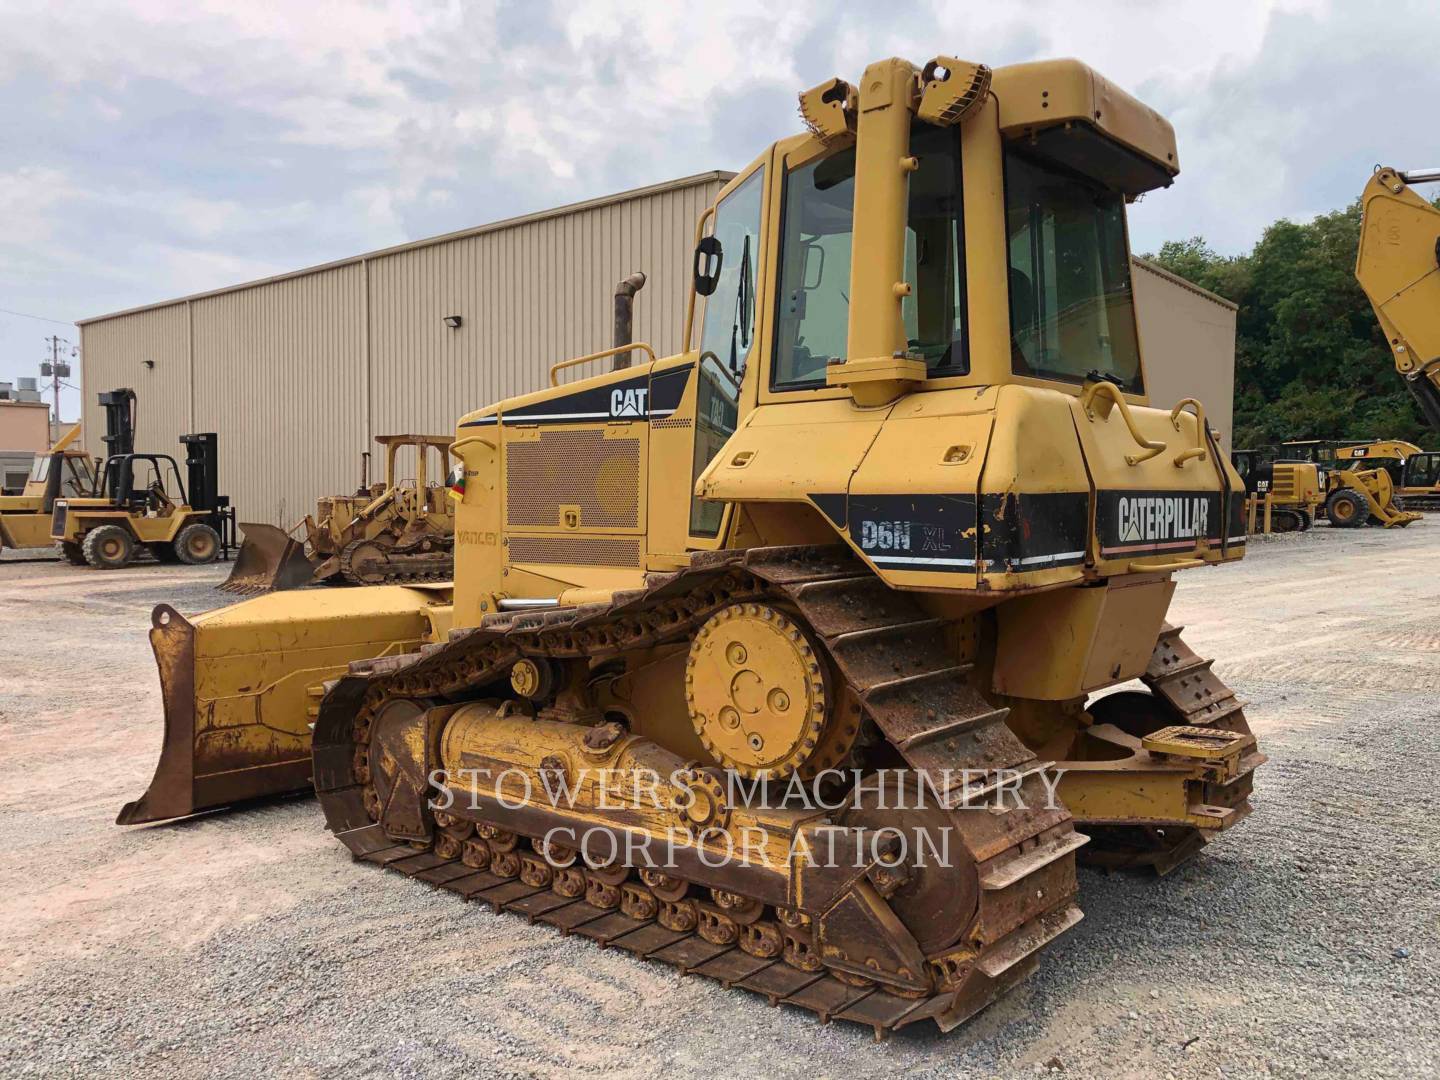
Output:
[{"xmin": 1, "ymin": 525, "xmax": 1438, "ymax": 1079}]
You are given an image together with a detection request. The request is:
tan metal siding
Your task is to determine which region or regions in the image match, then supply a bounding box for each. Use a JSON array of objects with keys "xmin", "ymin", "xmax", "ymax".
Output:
[
  {"xmin": 1133, "ymin": 257, "xmax": 1238, "ymax": 454},
  {"xmin": 80, "ymin": 176, "xmax": 729, "ymax": 527},
  {"xmin": 79, "ymin": 305, "xmax": 190, "ymax": 461},
  {"xmin": 190, "ymin": 265, "xmax": 367, "ymax": 526},
  {"xmin": 367, "ymin": 177, "xmax": 726, "ymax": 436}
]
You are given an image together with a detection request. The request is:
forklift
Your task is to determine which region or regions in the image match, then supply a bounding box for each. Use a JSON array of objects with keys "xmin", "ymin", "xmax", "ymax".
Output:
[{"xmin": 51, "ymin": 388, "xmax": 236, "ymax": 569}]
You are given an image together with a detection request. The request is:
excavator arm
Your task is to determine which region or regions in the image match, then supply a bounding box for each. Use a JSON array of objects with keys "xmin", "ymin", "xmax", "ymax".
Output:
[{"xmin": 1356, "ymin": 167, "xmax": 1440, "ymax": 430}]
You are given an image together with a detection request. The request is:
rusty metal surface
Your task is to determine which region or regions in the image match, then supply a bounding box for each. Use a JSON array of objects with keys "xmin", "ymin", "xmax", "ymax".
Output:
[{"xmin": 219, "ymin": 522, "xmax": 316, "ymax": 595}]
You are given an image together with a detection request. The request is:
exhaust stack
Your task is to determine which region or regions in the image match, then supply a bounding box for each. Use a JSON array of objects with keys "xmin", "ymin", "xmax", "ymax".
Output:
[{"xmin": 612, "ymin": 271, "xmax": 647, "ymax": 369}]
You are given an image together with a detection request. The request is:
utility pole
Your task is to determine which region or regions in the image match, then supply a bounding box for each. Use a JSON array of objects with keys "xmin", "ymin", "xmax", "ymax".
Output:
[
  {"xmin": 40, "ymin": 335, "xmax": 72, "ymax": 429},
  {"xmin": 49, "ymin": 336, "xmax": 60, "ymax": 424}
]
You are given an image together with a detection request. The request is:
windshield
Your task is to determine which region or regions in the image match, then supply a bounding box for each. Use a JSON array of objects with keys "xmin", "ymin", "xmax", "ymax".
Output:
[
  {"xmin": 698, "ymin": 169, "xmax": 765, "ymax": 378},
  {"xmin": 1006, "ymin": 148, "xmax": 1142, "ymax": 394}
]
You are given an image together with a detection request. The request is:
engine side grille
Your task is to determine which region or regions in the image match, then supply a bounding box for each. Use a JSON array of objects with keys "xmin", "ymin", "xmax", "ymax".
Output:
[
  {"xmin": 507, "ymin": 536, "xmax": 641, "ymax": 567},
  {"xmin": 506, "ymin": 429, "xmax": 642, "ymax": 530}
]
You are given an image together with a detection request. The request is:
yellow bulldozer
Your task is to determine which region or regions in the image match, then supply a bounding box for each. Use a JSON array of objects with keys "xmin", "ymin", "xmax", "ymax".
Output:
[
  {"xmin": 0, "ymin": 422, "xmax": 99, "ymax": 558},
  {"xmin": 1229, "ymin": 449, "xmax": 1325, "ymax": 533},
  {"xmin": 221, "ymin": 434, "xmax": 456, "ymax": 593},
  {"xmin": 119, "ymin": 55, "xmax": 1263, "ymax": 1036}
]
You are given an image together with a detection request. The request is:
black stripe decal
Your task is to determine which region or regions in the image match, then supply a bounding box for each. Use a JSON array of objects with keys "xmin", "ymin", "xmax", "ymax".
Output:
[
  {"xmin": 847, "ymin": 494, "xmax": 979, "ymax": 574},
  {"xmin": 460, "ymin": 368, "xmax": 693, "ymax": 428},
  {"xmin": 981, "ymin": 492, "xmax": 1089, "ymax": 572}
]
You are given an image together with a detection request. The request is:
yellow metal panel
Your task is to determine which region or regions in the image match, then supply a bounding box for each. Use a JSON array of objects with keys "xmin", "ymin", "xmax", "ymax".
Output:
[
  {"xmin": 847, "ymin": 388, "xmax": 994, "ymax": 588},
  {"xmin": 991, "ymin": 59, "xmax": 1178, "ymax": 177},
  {"xmin": 696, "ymin": 398, "xmax": 889, "ymax": 503},
  {"xmin": 993, "ymin": 578, "xmax": 1174, "ymax": 699},
  {"xmin": 979, "ymin": 385, "xmax": 1091, "ymax": 590}
]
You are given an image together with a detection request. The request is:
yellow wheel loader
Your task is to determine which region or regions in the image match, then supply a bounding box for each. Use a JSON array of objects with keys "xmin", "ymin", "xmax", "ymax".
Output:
[
  {"xmin": 120, "ymin": 55, "xmax": 1263, "ymax": 1036},
  {"xmin": 0, "ymin": 423, "xmax": 98, "ymax": 559},
  {"xmin": 221, "ymin": 434, "xmax": 456, "ymax": 594},
  {"xmin": 1332, "ymin": 439, "xmax": 1440, "ymax": 511},
  {"xmin": 1278, "ymin": 439, "xmax": 1421, "ymax": 527}
]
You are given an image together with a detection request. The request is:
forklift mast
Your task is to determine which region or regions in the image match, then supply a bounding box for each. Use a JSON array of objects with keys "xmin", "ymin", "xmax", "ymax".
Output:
[
  {"xmin": 179, "ymin": 432, "xmax": 234, "ymax": 553},
  {"xmin": 98, "ymin": 388, "xmax": 137, "ymax": 500},
  {"xmin": 99, "ymin": 388, "xmax": 137, "ymax": 458}
]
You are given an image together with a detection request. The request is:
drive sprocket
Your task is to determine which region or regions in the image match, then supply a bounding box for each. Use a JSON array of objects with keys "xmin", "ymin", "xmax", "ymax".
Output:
[{"xmin": 685, "ymin": 602, "xmax": 829, "ymax": 779}]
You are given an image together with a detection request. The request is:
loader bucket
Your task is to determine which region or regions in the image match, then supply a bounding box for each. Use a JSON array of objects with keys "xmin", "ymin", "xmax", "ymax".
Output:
[
  {"xmin": 219, "ymin": 522, "xmax": 317, "ymax": 594},
  {"xmin": 117, "ymin": 586, "xmax": 446, "ymax": 825}
]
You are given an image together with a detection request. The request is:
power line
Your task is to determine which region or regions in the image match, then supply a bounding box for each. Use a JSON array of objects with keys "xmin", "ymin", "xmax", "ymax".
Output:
[{"xmin": 0, "ymin": 306, "xmax": 73, "ymax": 326}]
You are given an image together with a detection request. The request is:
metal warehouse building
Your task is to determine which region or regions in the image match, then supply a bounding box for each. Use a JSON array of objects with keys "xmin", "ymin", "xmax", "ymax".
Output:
[
  {"xmin": 78, "ymin": 172, "xmax": 733, "ymax": 526},
  {"xmin": 78, "ymin": 171, "xmax": 1236, "ymax": 527}
]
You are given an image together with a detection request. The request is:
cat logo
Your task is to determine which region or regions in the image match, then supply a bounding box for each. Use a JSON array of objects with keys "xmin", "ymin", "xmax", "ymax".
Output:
[{"xmin": 610, "ymin": 387, "xmax": 648, "ymax": 418}]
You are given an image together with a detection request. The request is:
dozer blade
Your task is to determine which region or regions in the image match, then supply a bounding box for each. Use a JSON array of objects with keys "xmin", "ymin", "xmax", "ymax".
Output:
[
  {"xmin": 219, "ymin": 522, "xmax": 317, "ymax": 594},
  {"xmin": 117, "ymin": 585, "xmax": 446, "ymax": 825}
]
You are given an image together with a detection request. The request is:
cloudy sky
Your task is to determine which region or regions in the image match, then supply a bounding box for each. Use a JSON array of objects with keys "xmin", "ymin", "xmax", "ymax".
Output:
[{"xmin": 2, "ymin": 0, "xmax": 1437, "ymax": 420}]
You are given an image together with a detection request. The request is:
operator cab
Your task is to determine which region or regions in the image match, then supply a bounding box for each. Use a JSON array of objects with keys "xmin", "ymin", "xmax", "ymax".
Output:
[{"xmin": 100, "ymin": 453, "xmax": 188, "ymax": 515}]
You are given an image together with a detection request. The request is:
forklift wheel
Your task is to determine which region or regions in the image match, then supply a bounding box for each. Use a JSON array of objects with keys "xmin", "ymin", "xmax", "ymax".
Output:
[
  {"xmin": 58, "ymin": 541, "xmax": 88, "ymax": 566},
  {"xmin": 82, "ymin": 525, "xmax": 135, "ymax": 570},
  {"xmin": 174, "ymin": 523, "xmax": 221, "ymax": 565}
]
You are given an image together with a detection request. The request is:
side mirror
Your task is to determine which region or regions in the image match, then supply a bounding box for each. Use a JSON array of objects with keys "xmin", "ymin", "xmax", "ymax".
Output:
[{"xmin": 693, "ymin": 235, "xmax": 723, "ymax": 297}]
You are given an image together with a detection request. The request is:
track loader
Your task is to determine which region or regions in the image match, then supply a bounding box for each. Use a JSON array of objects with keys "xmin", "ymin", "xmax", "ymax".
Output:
[
  {"xmin": 1230, "ymin": 449, "xmax": 1323, "ymax": 532},
  {"xmin": 221, "ymin": 434, "xmax": 456, "ymax": 594},
  {"xmin": 120, "ymin": 55, "xmax": 1263, "ymax": 1036}
]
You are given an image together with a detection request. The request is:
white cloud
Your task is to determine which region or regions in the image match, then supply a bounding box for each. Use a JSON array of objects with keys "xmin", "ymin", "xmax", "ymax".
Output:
[{"xmin": 3, "ymin": 0, "xmax": 1440, "ymax": 414}]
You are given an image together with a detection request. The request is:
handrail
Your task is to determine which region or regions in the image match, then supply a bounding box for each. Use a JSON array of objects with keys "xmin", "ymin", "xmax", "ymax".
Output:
[
  {"xmin": 549, "ymin": 342, "xmax": 658, "ymax": 387},
  {"xmin": 1079, "ymin": 381, "xmax": 1166, "ymax": 465},
  {"xmin": 1128, "ymin": 556, "xmax": 1205, "ymax": 573},
  {"xmin": 682, "ymin": 204, "xmax": 717, "ymax": 353},
  {"xmin": 1168, "ymin": 397, "xmax": 1209, "ymax": 467}
]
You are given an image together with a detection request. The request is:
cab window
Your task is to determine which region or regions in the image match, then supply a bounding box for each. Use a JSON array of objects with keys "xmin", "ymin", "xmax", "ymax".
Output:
[
  {"xmin": 1005, "ymin": 148, "xmax": 1142, "ymax": 394},
  {"xmin": 697, "ymin": 169, "xmax": 765, "ymax": 379},
  {"xmin": 1407, "ymin": 454, "xmax": 1440, "ymax": 489},
  {"xmin": 691, "ymin": 169, "xmax": 763, "ymax": 536},
  {"xmin": 773, "ymin": 147, "xmax": 855, "ymax": 388},
  {"xmin": 689, "ymin": 356, "xmax": 741, "ymax": 536},
  {"xmin": 773, "ymin": 124, "xmax": 967, "ymax": 390}
]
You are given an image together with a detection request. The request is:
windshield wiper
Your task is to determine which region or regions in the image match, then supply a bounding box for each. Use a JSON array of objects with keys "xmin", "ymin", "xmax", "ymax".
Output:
[{"xmin": 729, "ymin": 233, "xmax": 754, "ymax": 376}]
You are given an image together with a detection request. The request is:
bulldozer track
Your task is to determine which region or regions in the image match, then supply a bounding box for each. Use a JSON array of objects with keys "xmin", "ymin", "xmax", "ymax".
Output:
[
  {"xmin": 312, "ymin": 545, "xmax": 1085, "ymax": 1037},
  {"xmin": 1080, "ymin": 623, "xmax": 1264, "ymax": 873},
  {"xmin": 337, "ymin": 539, "xmax": 454, "ymax": 586}
]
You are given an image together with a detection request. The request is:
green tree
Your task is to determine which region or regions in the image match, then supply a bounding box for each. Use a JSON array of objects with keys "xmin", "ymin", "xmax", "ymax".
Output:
[{"xmin": 1144, "ymin": 201, "xmax": 1428, "ymax": 450}]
